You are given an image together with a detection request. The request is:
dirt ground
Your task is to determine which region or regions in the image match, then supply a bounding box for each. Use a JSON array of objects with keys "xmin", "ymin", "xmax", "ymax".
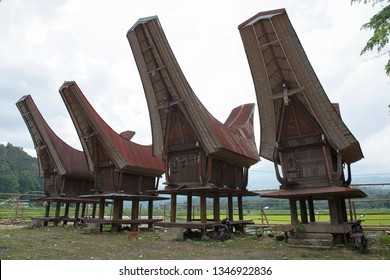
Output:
[{"xmin": 0, "ymin": 222, "xmax": 389, "ymax": 260}]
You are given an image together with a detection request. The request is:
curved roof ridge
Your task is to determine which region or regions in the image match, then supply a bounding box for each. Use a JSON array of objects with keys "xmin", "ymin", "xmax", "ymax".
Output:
[
  {"xmin": 239, "ymin": 9, "xmax": 363, "ymax": 164},
  {"xmin": 59, "ymin": 81, "xmax": 164, "ymax": 175},
  {"xmin": 127, "ymin": 16, "xmax": 259, "ymax": 166},
  {"xmin": 16, "ymin": 95, "xmax": 91, "ymax": 178}
]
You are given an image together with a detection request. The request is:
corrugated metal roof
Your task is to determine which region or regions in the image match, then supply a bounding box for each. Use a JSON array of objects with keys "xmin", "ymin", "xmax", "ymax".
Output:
[
  {"xmin": 239, "ymin": 9, "xmax": 364, "ymax": 164},
  {"xmin": 127, "ymin": 16, "xmax": 260, "ymax": 167},
  {"xmin": 59, "ymin": 81, "xmax": 165, "ymax": 176},
  {"xmin": 16, "ymin": 95, "xmax": 92, "ymax": 179}
]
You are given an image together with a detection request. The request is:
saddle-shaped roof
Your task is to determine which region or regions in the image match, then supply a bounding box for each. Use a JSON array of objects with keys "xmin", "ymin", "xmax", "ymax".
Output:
[
  {"xmin": 239, "ymin": 9, "xmax": 363, "ymax": 164},
  {"xmin": 16, "ymin": 95, "xmax": 92, "ymax": 179},
  {"xmin": 127, "ymin": 16, "xmax": 259, "ymax": 167},
  {"xmin": 59, "ymin": 81, "xmax": 164, "ymax": 177}
]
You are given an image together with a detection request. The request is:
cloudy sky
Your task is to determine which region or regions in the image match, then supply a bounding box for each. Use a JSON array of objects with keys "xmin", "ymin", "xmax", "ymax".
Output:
[{"xmin": 0, "ymin": 0, "xmax": 389, "ymax": 189}]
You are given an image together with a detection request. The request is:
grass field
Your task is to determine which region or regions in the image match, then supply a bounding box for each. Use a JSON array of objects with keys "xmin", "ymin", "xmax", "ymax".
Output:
[
  {"xmin": 1, "ymin": 224, "xmax": 390, "ymax": 260},
  {"xmin": 1, "ymin": 206, "xmax": 390, "ymax": 260},
  {"xmin": 1, "ymin": 206, "xmax": 390, "ymax": 227}
]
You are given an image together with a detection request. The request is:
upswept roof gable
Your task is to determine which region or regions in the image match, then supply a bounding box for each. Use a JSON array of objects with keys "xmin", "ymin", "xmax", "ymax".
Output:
[
  {"xmin": 127, "ymin": 16, "xmax": 259, "ymax": 167},
  {"xmin": 59, "ymin": 81, "xmax": 164, "ymax": 176}
]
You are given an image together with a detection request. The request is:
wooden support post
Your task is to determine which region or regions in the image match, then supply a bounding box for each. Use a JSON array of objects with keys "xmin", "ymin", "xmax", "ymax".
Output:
[
  {"xmin": 44, "ymin": 201, "xmax": 50, "ymax": 227},
  {"xmin": 228, "ymin": 193, "xmax": 233, "ymax": 221},
  {"xmin": 213, "ymin": 192, "xmax": 220, "ymax": 222},
  {"xmin": 98, "ymin": 198, "xmax": 105, "ymax": 219},
  {"xmin": 328, "ymin": 197, "xmax": 339, "ymax": 225},
  {"xmin": 238, "ymin": 195, "xmax": 244, "ymax": 221},
  {"xmin": 81, "ymin": 203, "xmax": 86, "ymax": 217},
  {"xmin": 289, "ymin": 198, "xmax": 298, "ymax": 225},
  {"xmin": 75, "ymin": 202, "xmax": 80, "ymax": 218},
  {"xmin": 111, "ymin": 197, "xmax": 122, "ymax": 233},
  {"xmin": 170, "ymin": 194, "xmax": 177, "ymax": 223},
  {"xmin": 307, "ymin": 196, "xmax": 315, "ymax": 222},
  {"xmin": 131, "ymin": 199, "xmax": 139, "ymax": 232},
  {"xmin": 187, "ymin": 194, "xmax": 192, "ymax": 222},
  {"xmin": 92, "ymin": 203, "xmax": 97, "ymax": 218},
  {"xmin": 348, "ymin": 199, "xmax": 353, "ymax": 221},
  {"xmin": 299, "ymin": 197, "xmax": 308, "ymax": 224},
  {"xmin": 63, "ymin": 202, "xmax": 70, "ymax": 225},
  {"xmin": 148, "ymin": 200, "xmax": 153, "ymax": 229},
  {"xmin": 98, "ymin": 198, "xmax": 105, "ymax": 232},
  {"xmin": 54, "ymin": 202, "xmax": 61, "ymax": 227},
  {"xmin": 200, "ymin": 192, "xmax": 207, "ymax": 223},
  {"xmin": 340, "ymin": 198, "xmax": 348, "ymax": 223}
]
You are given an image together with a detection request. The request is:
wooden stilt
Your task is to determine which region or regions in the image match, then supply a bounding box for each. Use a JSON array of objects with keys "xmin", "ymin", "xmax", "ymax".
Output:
[
  {"xmin": 238, "ymin": 195, "xmax": 243, "ymax": 221},
  {"xmin": 289, "ymin": 198, "xmax": 298, "ymax": 225},
  {"xmin": 299, "ymin": 197, "xmax": 308, "ymax": 224},
  {"xmin": 44, "ymin": 201, "xmax": 50, "ymax": 227},
  {"xmin": 111, "ymin": 197, "xmax": 122, "ymax": 232},
  {"xmin": 328, "ymin": 197, "xmax": 339, "ymax": 225},
  {"xmin": 130, "ymin": 199, "xmax": 139, "ymax": 232},
  {"xmin": 170, "ymin": 194, "xmax": 177, "ymax": 223},
  {"xmin": 92, "ymin": 203, "xmax": 97, "ymax": 218},
  {"xmin": 54, "ymin": 202, "xmax": 61, "ymax": 227},
  {"xmin": 81, "ymin": 203, "xmax": 86, "ymax": 217},
  {"xmin": 307, "ymin": 197, "xmax": 315, "ymax": 222},
  {"xmin": 63, "ymin": 202, "xmax": 70, "ymax": 225},
  {"xmin": 200, "ymin": 192, "xmax": 207, "ymax": 223},
  {"xmin": 98, "ymin": 198, "xmax": 105, "ymax": 232},
  {"xmin": 213, "ymin": 192, "xmax": 220, "ymax": 222},
  {"xmin": 187, "ymin": 194, "xmax": 192, "ymax": 222},
  {"xmin": 148, "ymin": 200, "xmax": 154, "ymax": 229},
  {"xmin": 228, "ymin": 193, "xmax": 233, "ymax": 221}
]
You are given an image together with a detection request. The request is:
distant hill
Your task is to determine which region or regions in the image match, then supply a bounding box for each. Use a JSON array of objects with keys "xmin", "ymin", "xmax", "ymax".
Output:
[{"xmin": 0, "ymin": 143, "xmax": 42, "ymax": 195}]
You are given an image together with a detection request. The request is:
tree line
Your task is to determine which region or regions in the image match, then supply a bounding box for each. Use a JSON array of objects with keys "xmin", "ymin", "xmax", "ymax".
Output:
[{"xmin": 0, "ymin": 143, "xmax": 42, "ymax": 198}]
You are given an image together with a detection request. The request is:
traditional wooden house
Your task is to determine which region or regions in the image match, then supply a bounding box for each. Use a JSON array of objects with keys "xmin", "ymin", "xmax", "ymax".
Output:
[
  {"xmin": 239, "ymin": 9, "xmax": 366, "ymax": 240},
  {"xmin": 59, "ymin": 81, "xmax": 166, "ymax": 232},
  {"xmin": 16, "ymin": 95, "xmax": 97, "ymax": 226},
  {"xmin": 127, "ymin": 16, "xmax": 260, "ymax": 234}
]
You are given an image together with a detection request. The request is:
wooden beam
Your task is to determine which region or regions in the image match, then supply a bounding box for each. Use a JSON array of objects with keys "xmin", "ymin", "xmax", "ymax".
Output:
[
  {"xmin": 170, "ymin": 194, "xmax": 177, "ymax": 223},
  {"xmin": 213, "ymin": 192, "xmax": 220, "ymax": 222},
  {"xmin": 81, "ymin": 203, "xmax": 86, "ymax": 217},
  {"xmin": 63, "ymin": 203, "xmax": 70, "ymax": 225},
  {"xmin": 92, "ymin": 203, "xmax": 97, "ymax": 218},
  {"xmin": 148, "ymin": 200, "xmax": 154, "ymax": 229},
  {"xmin": 75, "ymin": 202, "xmax": 80, "ymax": 218},
  {"xmin": 238, "ymin": 195, "xmax": 244, "ymax": 221},
  {"xmin": 200, "ymin": 193, "xmax": 207, "ymax": 223},
  {"xmin": 131, "ymin": 199, "xmax": 139, "ymax": 232},
  {"xmin": 54, "ymin": 202, "xmax": 61, "ymax": 227},
  {"xmin": 112, "ymin": 197, "xmax": 123, "ymax": 232},
  {"xmin": 227, "ymin": 193, "xmax": 234, "ymax": 221},
  {"xmin": 328, "ymin": 197, "xmax": 339, "ymax": 225},
  {"xmin": 299, "ymin": 198, "xmax": 308, "ymax": 224},
  {"xmin": 44, "ymin": 201, "xmax": 50, "ymax": 227},
  {"xmin": 308, "ymin": 196, "xmax": 315, "ymax": 222},
  {"xmin": 186, "ymin": 194, "xmax": 192, "ymax": 222},
  {"xmin": 289, "ymin": 198, "xmax": 298, "ymax": 225}
]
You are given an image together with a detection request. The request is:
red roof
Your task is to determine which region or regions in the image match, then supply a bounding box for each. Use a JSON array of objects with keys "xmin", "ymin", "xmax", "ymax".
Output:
[
  {"xmin": 59, "ymin": 81, "xmax": 164, "ymax": 176},
  {"xmin": 16, "ymin": 95, "xmax": 92, "ymax": 179},
  {"xmin": 127, "ymin": 16, "xmax": 260, "ymax": 167}
]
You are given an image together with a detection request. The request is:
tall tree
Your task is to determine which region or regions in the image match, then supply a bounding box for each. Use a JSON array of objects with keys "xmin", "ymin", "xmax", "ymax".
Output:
[{"xmin": 352, "ymin": 0, "xmax": 390, "ymax": 75}]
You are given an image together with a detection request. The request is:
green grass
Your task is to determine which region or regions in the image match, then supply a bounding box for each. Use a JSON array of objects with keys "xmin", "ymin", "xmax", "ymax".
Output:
[
  {"xmin": 1, "ymin": 225, "xmax": 389, "ymax": 260},
  {"xmin": 2, "ymin": 206, "xmax": 390, "ymax": 227},
  {"xmin": 378, "ymin": 235, "xmax": 390, "ymax": 245}
]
